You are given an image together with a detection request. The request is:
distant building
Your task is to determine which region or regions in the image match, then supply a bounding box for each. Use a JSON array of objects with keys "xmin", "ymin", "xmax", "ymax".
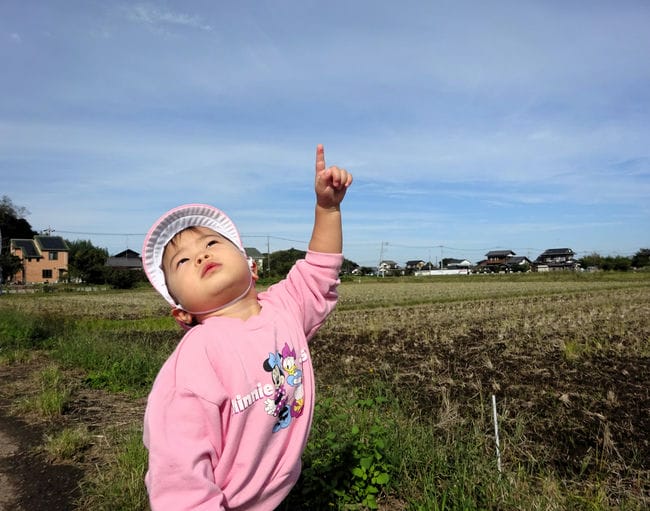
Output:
[
  {"xmin": 405, "ymin": 260, "xmax": 426, "ymax": 272},
  {"xmin": 378, "ymin": 260, "xmax": 401, "ymax": 276},
  {"xmin": 444, "ymin": 258, "xmax": 472, "ymax": 270},
  {"xmin": 535, "ymin": 248, "xmax": 579, "ymax": 271},
  {"xmin": 245, "ymin": 247, "xmax": 264, "ymax": 274},
  {"xmin": 105, "ymin": 249, "xmax": 142, "ymax": 271},
  {"xmin": 10, "ymin": 236, "xmax": 70, "ymax": 283},
  {"xmin": 476, "ymin": 250, "xmax": 516, "ymax": 273},
  {"xmin": 506, "ymin": 256, "xmax": 533, "ymax": 272}
]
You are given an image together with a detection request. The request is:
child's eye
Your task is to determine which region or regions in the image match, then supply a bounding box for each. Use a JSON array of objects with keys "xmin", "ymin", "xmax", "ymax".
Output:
[
  {"xmin": 207, "ymin": 240, "xmax": 219, "ymax": 248},
  {"xmin": 176, "ymin": 258, "xmax": 189, "ymax": 268}
]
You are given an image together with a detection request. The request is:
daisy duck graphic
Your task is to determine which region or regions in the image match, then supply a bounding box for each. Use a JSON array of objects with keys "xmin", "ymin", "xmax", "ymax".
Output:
[{"xmin": 263, "ymin": 342, "xmax": 305, "ymax": 432}]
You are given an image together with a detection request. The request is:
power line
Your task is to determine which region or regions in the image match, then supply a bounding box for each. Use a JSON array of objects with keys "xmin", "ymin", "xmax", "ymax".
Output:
[
  {"xmin": 56, "ymin": 230, "xmax": 309, "ymax": 244},
  {"xmin": 56, "ymin": 230, "xmax": 144, "ymax": 236},
  {"xmin": 47, "ymin": 231, "xmax": 646, "ymax": 258}
]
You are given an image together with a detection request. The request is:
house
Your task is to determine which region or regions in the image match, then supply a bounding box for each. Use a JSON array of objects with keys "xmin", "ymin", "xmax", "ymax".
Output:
[
  {"xmin": 245, "ymin": 247, "xmax": 265, "ymax": 274},
  {"xmin": 505, "ymin": 256, "xmax": 533, "ymax": 272},
  {"xmin": 378, "ymin": 260, "xmax": 401, "ymax": 276},
  {"xmin": 10, "ymin": 235, "xmax": 69, "ymax": 284},
  {"xmin": 535, "ymin": 248, "xmax": 579, "ymax": 271},
  {"xmin": 444, "ymin": 258, "xmax": 472, "ymax": 270},
  {"xmin": 486, "ymin": 250, "xmax": 516, "ymax": 264},
  {"xmin": 105, "ymin": 249, "xmax": 142, "ymax": 271},
  {"xmin": 476, "ymin": 250, "xmax": 516, "ymax": 273},
  {"xmin": 405, "ymin": 260, "xmax": 426, "ymax": 271}
]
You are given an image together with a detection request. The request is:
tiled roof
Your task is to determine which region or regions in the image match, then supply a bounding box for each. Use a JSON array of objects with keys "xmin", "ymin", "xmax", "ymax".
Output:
[
  {"xmin": 35, "ymin": 236, "xmax": 69, "ymax": 251},
  {"xmin": 11, "ymin": 239, "xmax": 41, "ymax": 258},
  {"xmin": 540, "ymin": 248, "xmax": 574, "ymax": 256},
  {"xmin": 245, "ymin": 247, "xmax": 263, "ymax": 258},
  {"xmin": 106, "ymin": 257, "xmax": 142, "ymax": 269},
  {"xmin": 507, "ymin": 256, "xmax": 530, "ymax": 264},
  {"xmin": 112, "ymin": 249, "xmax": 140, "ymax": 258},
  {"xmin": 486, "ymin": 250, "xmax": 515, "ymax": 257}
]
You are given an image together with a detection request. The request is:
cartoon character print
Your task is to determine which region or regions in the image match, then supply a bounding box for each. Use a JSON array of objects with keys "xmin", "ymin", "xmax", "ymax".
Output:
[
  {"xmin": 263, "ymin": 342, "xmax": 305, "ymax": 432},
  {"xmin": 281, "ymin": 343, "xmax": 304, "ymax": 418}
]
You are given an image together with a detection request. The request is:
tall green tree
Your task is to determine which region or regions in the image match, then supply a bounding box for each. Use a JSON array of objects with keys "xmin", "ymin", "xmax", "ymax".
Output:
[
  {"xmin": 267, "ymin": 248, "xmax": 307, "ymax": 278},
  {"xmin": 67, "ymin": 239, "xmax": 109, "ymax": 284},
  {"xmin": 631, "ymin": 248, "xmax": 650, "ymax": 268},
  {"xmin": 0, "ymin": 195, "xmax": 37, "ymax": 248},
  {"xmin": 0, "ymin": 196, "xmax": 37, "ymax": 283},
  {"xmin": 578, "ymin": 252, "xmax": 603, "ymax": 269}
]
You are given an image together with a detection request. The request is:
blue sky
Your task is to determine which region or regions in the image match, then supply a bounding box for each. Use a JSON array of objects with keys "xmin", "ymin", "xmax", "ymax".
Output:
[{"xmin": 1, "ymin": 1, "xmax": 648, "ymax": 267}]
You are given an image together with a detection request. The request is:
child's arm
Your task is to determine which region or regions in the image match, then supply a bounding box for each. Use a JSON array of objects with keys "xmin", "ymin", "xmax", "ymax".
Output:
[{"xmin": 309, "ymin": 144, "xmax": 353, "ymax": 254}]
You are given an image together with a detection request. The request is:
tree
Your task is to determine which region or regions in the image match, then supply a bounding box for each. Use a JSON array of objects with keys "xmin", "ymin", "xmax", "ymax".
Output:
[
  {"xmin": 105, "ymin": 268, "xmax": 141, "ymax": 289},
  {"xmin": 266, "ymin": 248, "xmax": 307, "ymax": 278},
  {"xmin": 632, "ymin": 249, "xmax": 650, "ymax": 268},
  {"xmin": 510, "ymin": 262, "xmax": 530, "ymax": 273},
  {"xmin": 341, "ymin": 258, "xmax": 359, "ymax": 275},
  {"xmin": 578, "ymin": 253, "xmax": 603, "ymax": 269},
  {"xmin": 0, "ymin": 196, "xmax": 37, "ymax": 283},
  {"xmin": 0, "ymin": 252, "xmax": 22, "ymax": 284},
  {"xmin": 0, "ymin": 196, "xmax": 37, "ymax": 244},
  {"xmin": 578, "ymin": 252, "xmax": 632, "ymax": 271},
  {"xmin": 67, "ymin": 239, "xmax": 109, "ymax": 284},
  {"xmin": 603, "ymin": 256, "xmax": 632, "ymax": 272}
]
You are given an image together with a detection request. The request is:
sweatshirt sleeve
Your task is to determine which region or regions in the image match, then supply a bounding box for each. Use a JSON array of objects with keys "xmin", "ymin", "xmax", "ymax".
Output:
[
  {"xmin": 144, "ymin": 342, "xmax": 227, "ymax": 510},
  {"xmin": 273, "ymin": 250, "xmax": 343, "ymax": 340}
]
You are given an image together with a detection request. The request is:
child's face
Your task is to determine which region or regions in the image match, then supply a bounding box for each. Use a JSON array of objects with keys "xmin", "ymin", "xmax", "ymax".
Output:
[{"xmin": 161, "ymin": 226, "xmax": 251, "ymax": 314}]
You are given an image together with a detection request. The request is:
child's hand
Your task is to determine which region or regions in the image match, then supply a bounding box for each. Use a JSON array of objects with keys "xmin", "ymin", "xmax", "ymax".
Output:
[{"xmin": 315, "ymin": 144, "xmax": 353, "ymax": 209}]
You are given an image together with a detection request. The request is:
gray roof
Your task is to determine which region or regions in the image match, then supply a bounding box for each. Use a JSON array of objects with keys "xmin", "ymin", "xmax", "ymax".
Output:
[
  {"xmin": 106, "ymin": 257, "xmax": 142, "ymax": 269},
  {"xmin": 540, "ymin": 248, "xmax": 574, "ymax": 256},
  {"xmin": 11, "ymin": 239, "xmax": 41, "ymax": 258},
  {"xmin": 245, "ymin": 247, "xmax": 263, "ymax": 258},
  {"xmin": 35, "ymin": 236, "xmax": 69, "ymax": 251},
  {"xmin": 507, "ymin": 256, "xmax": 531, "ymax": 265},
  {"xmin": 486, "ymin": 250, "xmax": 515, "ymax": 257},
  {"xmin": 112, "ymin": 249, "xmax": 140, "ymax": 258}
]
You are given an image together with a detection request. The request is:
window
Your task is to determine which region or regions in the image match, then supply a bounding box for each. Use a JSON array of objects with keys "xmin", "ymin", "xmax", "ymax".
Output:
[
  {"xmin": 42, "ymin": 269, "xmax": 53, "ymax": 279},
  {"xmin": 49, "ymin": 252, "xmax": 58, "ymax": 261}
]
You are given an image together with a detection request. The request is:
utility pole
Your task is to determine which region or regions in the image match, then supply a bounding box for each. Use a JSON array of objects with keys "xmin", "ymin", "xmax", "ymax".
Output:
[
  {"xmin": 378, "ymin": 241, "xmax": 388, "ymax": 277},
  {"xmin": 266, "ymin": 235, "xmax": 271, "ymax": 277},
  {"xmin": 0, "ymin": 227, "xmax": 3, "ymax": 290}
]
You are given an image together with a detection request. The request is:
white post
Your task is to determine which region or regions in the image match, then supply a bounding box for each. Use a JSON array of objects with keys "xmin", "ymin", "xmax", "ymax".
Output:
[{"xmin": 492, "ymin": 394, "xmax": 502, "ymax": 473}]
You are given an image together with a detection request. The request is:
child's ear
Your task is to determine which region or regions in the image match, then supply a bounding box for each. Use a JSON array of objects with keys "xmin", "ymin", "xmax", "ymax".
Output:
[{"xmin": 172, "ymin": 307, "xmax": 194, "ymax": 326}]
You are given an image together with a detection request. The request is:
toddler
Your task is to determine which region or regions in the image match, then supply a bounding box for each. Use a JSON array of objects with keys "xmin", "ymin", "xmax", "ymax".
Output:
[{"xmin": 141, "ymin": 145, "xmax": 352, "ymax": 510}]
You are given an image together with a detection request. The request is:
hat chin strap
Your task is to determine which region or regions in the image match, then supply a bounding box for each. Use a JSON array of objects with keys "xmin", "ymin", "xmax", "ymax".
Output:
[{"xmin": 177, "ymin": 276, "xmax": 254, "ymax": 316}]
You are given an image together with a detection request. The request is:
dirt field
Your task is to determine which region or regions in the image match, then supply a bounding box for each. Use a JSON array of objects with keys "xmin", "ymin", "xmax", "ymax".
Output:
[
  {"xmin": 313, "ymin": 284, "xmax": 650, "ymax": 502},
  {"xmin": 0, "ymin": 358, "xmax": 144, "ymax": 510}
]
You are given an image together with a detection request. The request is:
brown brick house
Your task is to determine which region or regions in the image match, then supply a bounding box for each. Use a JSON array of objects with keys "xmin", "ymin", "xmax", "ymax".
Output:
[{"xmin": 9, "ymin": 236, "xmax": 70, "ymax": 284}]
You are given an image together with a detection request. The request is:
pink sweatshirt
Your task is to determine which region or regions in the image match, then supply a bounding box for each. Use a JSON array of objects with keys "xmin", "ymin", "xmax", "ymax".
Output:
[{"xmin": 143, "ymin": 251, "xmax": 342, "ymax": 510}]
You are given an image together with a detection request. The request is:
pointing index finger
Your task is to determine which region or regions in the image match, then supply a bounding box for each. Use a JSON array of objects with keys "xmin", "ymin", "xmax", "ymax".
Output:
[{"xmin": 315, "ymin": 144, "xmax": 325, "ymax": 174}]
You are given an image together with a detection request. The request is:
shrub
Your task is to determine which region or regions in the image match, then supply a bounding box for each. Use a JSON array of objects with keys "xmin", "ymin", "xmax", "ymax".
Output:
[{"xmin": 280, "ymin": 393, "xmax": 393, "ymax": 510}]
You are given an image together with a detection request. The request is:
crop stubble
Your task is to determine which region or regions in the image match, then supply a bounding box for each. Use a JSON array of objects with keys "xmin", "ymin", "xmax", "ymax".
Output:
[{"xmin": 313, "ymin": 280, "xmax": 650, "ymax": 499}]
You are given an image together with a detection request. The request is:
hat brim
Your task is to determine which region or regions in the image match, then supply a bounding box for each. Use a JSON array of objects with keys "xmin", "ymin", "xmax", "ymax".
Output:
[{"xmin": 142, "ymin": 204, "xmax": 245, "ymax": 306}]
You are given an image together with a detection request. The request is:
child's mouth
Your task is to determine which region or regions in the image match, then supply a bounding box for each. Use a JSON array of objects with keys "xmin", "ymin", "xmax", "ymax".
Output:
[{"xmin": 202, "ymin": 262, "xmax": 219, "ymax": 277}]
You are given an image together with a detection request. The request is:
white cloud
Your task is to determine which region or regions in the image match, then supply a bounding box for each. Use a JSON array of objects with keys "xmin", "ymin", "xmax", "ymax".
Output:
[{"xmin": 123, "ymin": 3, "xmax": 212, "ymax": 32}]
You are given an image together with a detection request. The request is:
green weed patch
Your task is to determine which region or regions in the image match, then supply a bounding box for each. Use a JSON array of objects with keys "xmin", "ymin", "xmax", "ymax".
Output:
[{"xmin": 53, "ymin": 327, "xmax": 177, "ymax": 395}]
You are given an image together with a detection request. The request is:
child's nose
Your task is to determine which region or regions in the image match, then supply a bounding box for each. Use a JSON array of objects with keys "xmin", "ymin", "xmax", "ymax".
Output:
[{"xmin": 196, "ymin": 251, "xmax": 211, "ymax": 264}]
